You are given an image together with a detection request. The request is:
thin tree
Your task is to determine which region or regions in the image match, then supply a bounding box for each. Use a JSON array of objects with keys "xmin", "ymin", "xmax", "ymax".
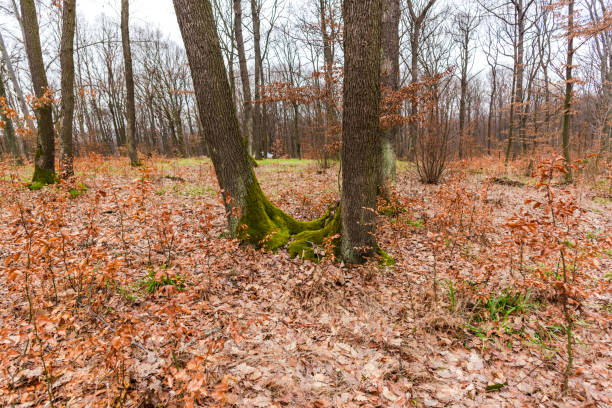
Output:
[
  {"xmin": 406, "ymin": 0, "xmax": 437, "ymax": 159},
  {"xmin": 233, "ymin": 0, "xmax": 253, "ymax": 155},
  {"xmin": 453, "ymin": 9, "xmax": 479, "ymax": 160},
  {"xmin": 121, "ymin": 0, "xmax": 140, "ymax": 166},
  {"xmin": 21, "ymin": 0, "xmax": 56, "ymax": 184},
  {"xmin": 0, "ymin": 31, "xmax": 35, "ymax": 140},
  {"xmin": 59, "ymin": 0, "xmax": 76, "ymax": 178},
  {"xmin": 561, "ymin": 0, "xmax": 575, "ymax": 182},
  {"xmin": 379, "ymin": 0, "xmax": 400, "ymax": 186},
  {"xmin": 0, "ymin": 67, "xmax": 20, "ymax": 160},
  {"xmin": 251, "ymin": 0, "xmax": 266, "ymax": 158},
  {"xmin": 480, "ymin": 0, "xmax": 537, "ymax": 164},
  {"xmin": 484, "ymin": 24, "xmax": 500, "ymax": 156}
]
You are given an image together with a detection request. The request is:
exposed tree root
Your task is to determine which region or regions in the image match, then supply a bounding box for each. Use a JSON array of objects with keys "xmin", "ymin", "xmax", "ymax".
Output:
[{"xmin": 237, "ymin": 184, "xmax": 394, "ymax": 265}]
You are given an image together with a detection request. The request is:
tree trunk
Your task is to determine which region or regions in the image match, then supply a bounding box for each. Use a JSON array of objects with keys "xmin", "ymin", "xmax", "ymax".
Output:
[
  {"xmin": 121, "ymin": 0, "xmax": 140, "ymax": 165},
  {"xmin": 487, "ymin": 66, "xmax": 496, "ymax": 156},
  {"xmin": 379, "ymin": 0, "xmax": 399, "ymax": 187},
  {"xmin": 458, "ymin": 30, "xmax": 469, "ymax": 160},
  {"xmin": 0, "ymin": 32, "xmax": 35, "ymax": 142},
  {"xmin": 59, "ymin": 0, "xmax": 76, "ymax": 178},
  {"xmin": 341, "ymin": 0, "xmax": 386, "ymax": 263},
  {"xmin": 251, "ymin": 0, "xmax": 265, "ymax": 159},
  {"xmin": 293, "ymin": 102, "xmax": 301, "ymax": 159},
  {"xmin": 0, "ymin": 70, "xmax": 20, "ymax": 160},
  {"xmin": 506, "ymin": 3, "xmax": 526, "ymax": 163},
  {"xmin": 21, "ymin": 0, "xmax": 56, "ymax": 184},
  {"xmin": 408, "ymin": 34, "xmax": 419, "ymax": 160},
  {"xmin": 561, "ymin": 0, "xmax": 574, "ymax": 182},
  {"xmin": 234, "ymin": 0, "xmax": 253, "ymax": 155},
  {"xmin": 319, "ymin": 0, "xmax": 337, "ymax": 167}
]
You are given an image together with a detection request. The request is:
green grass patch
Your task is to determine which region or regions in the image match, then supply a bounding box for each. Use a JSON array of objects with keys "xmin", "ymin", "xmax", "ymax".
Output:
[
  {"xmin": 141, "ymin": 266, "xmax": 185, "ymax": 294},
  {"xmin": 183, "ymin": 185, "xmax": 215, "ymax": 197},
  {"xmin": 69, "ymin": 183, "xmax": 88, "ymax": 199},
  {"xmin": 593, "ymin": 196, "xmax": 611, "ymax": 205}
]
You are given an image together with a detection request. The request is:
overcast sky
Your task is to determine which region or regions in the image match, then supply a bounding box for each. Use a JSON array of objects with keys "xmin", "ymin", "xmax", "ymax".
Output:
[{"xmin": 78, "ymin": 0, "xmax": 182, "ymax": 41}]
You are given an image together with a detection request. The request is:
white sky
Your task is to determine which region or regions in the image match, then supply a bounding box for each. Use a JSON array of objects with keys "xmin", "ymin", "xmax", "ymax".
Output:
[{"xmin": 78, "ymin": 0, "xmax": 182, "ymax": 41}]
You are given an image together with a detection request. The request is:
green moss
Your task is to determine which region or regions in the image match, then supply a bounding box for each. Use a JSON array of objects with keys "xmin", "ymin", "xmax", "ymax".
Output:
[
  {"xmin": 236, "ymin": 176, "xmax": 330, "ymax": 250},
  {"xmin": 69, "ymin": 183, "xmax": 88, "ymax": 199},
  {"xmin": 236, "ymin": 174, "xmax": 395, "ymax": 265},
  {"xmin": 31, "ymin": 166, "xmax": 56, "ymax": 187},
  {"xmin": 27, "ymin": 181, "xmax": 46, "ymax": 191},
  {"xmin": 593, "ymin": 196, "xmax": 611, "ymax": 205},
  {"xmin": 288, "ymin": 204, "xmax": 341, "ymax": 261},
  {"xmin": 376, "ymin": 246, "xmax": 396, "ymax": 266}
]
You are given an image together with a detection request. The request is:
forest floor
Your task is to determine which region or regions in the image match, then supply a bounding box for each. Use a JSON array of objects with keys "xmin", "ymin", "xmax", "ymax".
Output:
[{"xmin": 0, "ymin": 156, "xmax": 610, "ymax": 407}]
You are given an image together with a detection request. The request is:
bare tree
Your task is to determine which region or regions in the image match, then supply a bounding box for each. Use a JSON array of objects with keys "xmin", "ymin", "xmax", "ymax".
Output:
[
  {"xmin": 0, "ymin": 67, "xmax": 20, "ymax": 160},
  {"xmin": 59, "ymin": 0, "xmax": 76, "ymax": 178},
  {"xmin": 378, "ymin": 0, "xmax": 400, "ymax": 186},
  {"xmin": 121, "ymin": 0, "xmax": 140, "ymax": 165},
  {"xmin": 0, "ymin": 31, "xmax": 35, "ymax": 138},
  {"xmin": 561, "ymin": 0, "xmax": 575, "ymax": 182},
  {"xmin": 405, "ymin": 0, "xmax": 437, "ymax": 159},
  {"xmin": 233, "ymin": 0, "xmax": 253, "ymax": 155},
  {"xmin": 452, "ymin": 8, "xmax": 480, "ymax": 160}
]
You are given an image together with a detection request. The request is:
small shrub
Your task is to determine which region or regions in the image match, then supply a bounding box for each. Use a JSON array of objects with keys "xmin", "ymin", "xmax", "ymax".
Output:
[
  {"xmin": 69, "ymin": 183, "xmax": 88, "ymax": 199},
  {"xmin": 141, "ymin": 266, "xmax": 185, "ymax": 294}
]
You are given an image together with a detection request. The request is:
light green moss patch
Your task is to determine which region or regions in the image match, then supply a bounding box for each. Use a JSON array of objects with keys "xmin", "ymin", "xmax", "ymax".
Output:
[
  {"xmin": 236, "ymin": 177, "xmax": 331, "ymax": 250},
  {"xmin": 31, "ymin": 166, "xmax": 57, "ymax": 187}
]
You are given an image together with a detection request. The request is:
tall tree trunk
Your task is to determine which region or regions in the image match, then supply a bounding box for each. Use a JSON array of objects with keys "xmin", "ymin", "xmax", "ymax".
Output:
[
  {"xmin": 21, "ymin": 0, "xmax": 56, "ymax": 184},
  {"xmin": 561, "ymin": 0, "xmax": 574, "ymax": 182},
  {"xmin": 319, "ymin": 0, "xmax": 336, "ymax": 167},
  {"xmin": 0, "ymin": 70, "xmax": 20, "ymax": 160},
  {"xmin": 487, "ymin": 66, "xmax": 496, "ymax": 156},
  {"xmin": 458, "ymin": 29, "xmax": 469, "ymax": 160},
  {"xmin": 251, "ymin": 0, "xmax": 265, "ymax": 159},
  {"xmin": 506, "ymin": 3, "xmax": 526, "ymax": 164},
  {"xmin": 293, "ymin": 102, "xmax": 301, "ymax": 159},
  {"xmin": 233, "ymin": 0, "xmax": 253, "ymax": 155},
  {"xmin": 408, "ymin": 34, "xmax": 419, "ymax": 160},
  {"xmin": 121, "ymin": 0, "xmax": 140, "ymax": 165},
  {"xmin": 341, "ymin": 0, "xmax": 384, "ymax": 263},
  {"xmin": 59, "ymin": 0, "xmax": 76, "ymax": 178},
  {"xmin": 378, "ymin": 0, "xmax": 399, "ymax": 187}
]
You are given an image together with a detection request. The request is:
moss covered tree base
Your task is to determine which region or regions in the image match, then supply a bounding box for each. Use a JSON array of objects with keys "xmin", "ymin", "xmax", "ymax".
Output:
[
  {"xmin": 29, "ymin": 166, "xmax": 57, "ymax": 190},
  {"xmin": 288, "ymin": 203, "xmax": 341, "ymax": 261},
  {"xmin": 236, "ymin": 178, "xmax": 334, "ymax": 250},
  {"xmin": 235, "ymin": 182, "xmax": 394, "ymax": 265}
]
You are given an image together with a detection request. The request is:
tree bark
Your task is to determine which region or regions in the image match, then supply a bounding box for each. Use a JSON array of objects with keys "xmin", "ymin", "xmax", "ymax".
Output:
[
  {"xmin": 121, "ymin": 0, "xmax": 140, "ymax": 165},
  {"xmin": 505, "ymin": 0, "xmax": 528, "ymax": 164},
  {"xmin": 59, "ymin": 0, "xmax": 76, "ymax": 178},
  {"xmin": 561, "ymin": 0, "xmax": 574, "ymax": 182},
  {"xmin": 458, "ymin": 28, "xmax": 469, "ymax": 160},
  {"xmin": 319, "ymin": 0, "xmax": 337, "ymax": 167},
  {"xmin": 21, "ymin": 0, "xmax": 56, "ymax": 184},
  {"xmin": 234, "ymin": 0, "xmax": 253, "ymax": 155},
  {"xmin": 251, "ymin": 0, "xmax": 265, "ymax": 159},
  {"xmin": 378, "ymin": 0, "xmax": 399, "ymax": 187},
  {"xmin": 341, "ymin": 0, "xmax": 383, "ymax": 263},
  {"xmin": 487, "ymin": 66, "xmax": 496, "ymax": 156},
  {"xmin": 406, "ymin": 0, "xmax": 437, "ymax": 161}
]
